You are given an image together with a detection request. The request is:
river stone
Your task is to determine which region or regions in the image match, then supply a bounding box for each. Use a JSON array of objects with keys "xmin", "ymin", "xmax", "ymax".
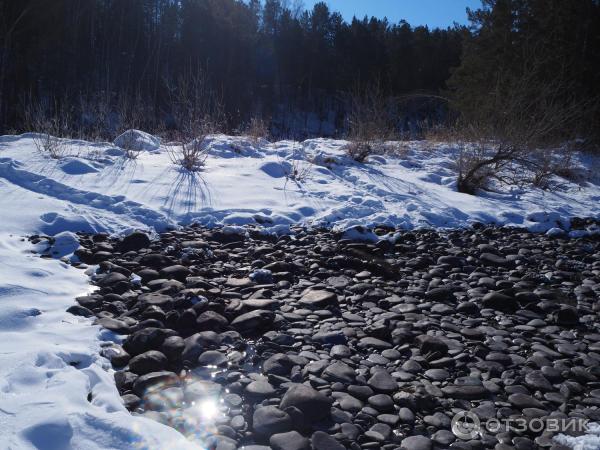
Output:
[
  {"xmin": 270, "ymin": 431, "xmax": 310, "ymax": 450},
  {"xmin": 252, "ymin": 406, "xmax": 292, "ymax": 436},
  {"xmin": 299, "ymin": 290, "xmax": 338, "ymax": 308},
  {"xmin": 280, "ymin": 384, "xmax": 332, "ymax": 421},
  {"xmin": 128, "ymin": 350, "xmax": 168, "ymax": 375}
]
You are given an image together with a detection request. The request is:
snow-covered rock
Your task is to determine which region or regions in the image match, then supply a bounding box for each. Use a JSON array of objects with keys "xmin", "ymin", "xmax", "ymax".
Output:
[{"xmin": 113, "ymin": 129, "xmax": 160, "ymax": 153}]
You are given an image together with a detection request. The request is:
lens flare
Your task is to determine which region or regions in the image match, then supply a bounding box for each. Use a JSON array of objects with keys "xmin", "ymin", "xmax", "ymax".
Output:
[{"xmin": 197, "ymin": 398, "xmax": 219, "ymax": 420}]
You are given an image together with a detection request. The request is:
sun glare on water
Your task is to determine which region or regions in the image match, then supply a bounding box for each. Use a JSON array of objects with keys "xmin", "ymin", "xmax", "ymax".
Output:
[{"xmin": 197, "ymin": 398, "xmax": 219, "ymax": 420}]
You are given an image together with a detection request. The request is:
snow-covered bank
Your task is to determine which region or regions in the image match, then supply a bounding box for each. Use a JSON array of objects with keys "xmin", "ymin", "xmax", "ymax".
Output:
[
  {"xmin": 1, "ymin": 133, "xmax": 599, "ymax": 236},
  {"xmin": 0, "ymin": 234, "xmax": 195, "ymax": 449}
]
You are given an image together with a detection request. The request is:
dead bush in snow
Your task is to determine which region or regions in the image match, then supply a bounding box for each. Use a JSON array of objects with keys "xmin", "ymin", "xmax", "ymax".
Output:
[
  {"xmin": 245, "ymin": 117, "xmax": 269, "ymax": 144},
  {"xmin": 33, "ymin": 132, "xmax": 68, "ymax": 159},
  {"xmin": 24, "ymin": 100, "xmax": 70, "ymax": 159},
  {"xmin": 346, "ymin": 82, "xmax": 395, "ymax": 162},
  {"xmin": 284, "ymin": 144, "xmax": 311, "ymax": 183},
  {"xmin": 168, "ymin": 137, "xmax": 209, "ymax": 172},
  {"xmin": 346, "ymin": 141, "xmax": 373, "ymax": 163},
  {"xmin": 453, "ymin": 67, "xmax": 587, "ymax": 194},
  {"xmin": 168, "ymin": 119, "xmax": 216, "ymax": 171}
]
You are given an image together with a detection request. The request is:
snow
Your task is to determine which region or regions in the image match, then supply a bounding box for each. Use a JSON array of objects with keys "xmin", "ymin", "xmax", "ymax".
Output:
[
  {"xmin": 2, "ymin": 134, "xmax": 599, "ymax": 236},
  {"xmin": 555, "ymin": 423, "xmax": 600, "ymax": 450},
  {"xmin": 33, "ymin": 231, "xmax": 81, "ymax": 257},
  {"xmin": 1, "ymin": 131, "xmax": 600, "ymax": 448},
  {"xmin": 113, "ymin": 129, "xmax": 161, "ymax": 153},
  {"xmin": 0, "ymin": 235, "xmax": 195, "ymax": 449}
]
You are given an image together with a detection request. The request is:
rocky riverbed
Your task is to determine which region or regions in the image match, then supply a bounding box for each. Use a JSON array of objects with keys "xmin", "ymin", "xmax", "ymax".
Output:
[{"xmin": 40, "ymin": 220, "xmax": 600, "ymax": 450}]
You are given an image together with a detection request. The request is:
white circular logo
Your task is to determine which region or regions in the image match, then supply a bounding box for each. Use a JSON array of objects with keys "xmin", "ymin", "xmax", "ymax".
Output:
[{"xmin": 451, "ymin": 411, "xmax": 481, "ymax": 440}]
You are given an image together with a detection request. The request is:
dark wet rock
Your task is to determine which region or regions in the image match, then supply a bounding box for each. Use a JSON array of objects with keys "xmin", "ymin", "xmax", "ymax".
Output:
[
  {"xmin": 312, "ymin": 330, "xmax": 347, "ymax": 345},
  {"xmin": 252, "ymin": 406, "xmax": 292, "ymax": 436},
  {"xmin": 123, "ymin": 327, "xmax": 176, "ymax": 356},
  {"xmin": 230, "ymin": 310, "xmax": 274, "ymax": 335},
  {"xmin": 195, "ymin": 310, "xmax": 228, "ymax": 331},
  {"xmin": 129, "ymin": 350, "xmax": 168, "ymax": 375},
  {"xmin": 311, "ymin": 431, "xmax": 345, "ymax": 450},
  {"xmin": 525, "ymin": 371, "xmax": 554, "ymax": 392},
  {"xmin": 417, "ymin": 335, "xmax": 448, "ymax": 356},
  {"xmin": 97, "ymin": 272, "xmax": 129, "ymax": 287},
  {"xmin": 442, "ymin": 385, "xmax": 490, "ymax": 400},
  {"xmin": 482, "ymin": 291, "xmax": 518, "ymax": 312},
  {"xmin": 263, "ymin": 353, "xmax": 295, "ymax": 376},
  {"xmin": 181, "ymin": 331, "xmax": 221, "ymax": 364},
  {"xmin": 298, "ymin": 290, "xmax": 338, "ymax": 309},
  {"xmin": 160, "ymin": 336, "xmax": 184, "ymax": 362},
  {"xmin": 197, "ymin": 350, "xmax": 228, "ymax": 367},
  {"xmin": 122, "ymin": 393, "xmax": 142, "ymax": 410},
  {"xmin": 553, "ymin": 306, "xmax": 579, "ymax": 326},
  {"xmin": 119, "ymin": 231, "xmax": 151, "ymax": 252},
  {"xmin": 132, "ymin": 371, "xmax": 180, "ymax": 397},
  {"xmin": 480, "ymin": 252, "xmax": 510, "ymax": 267},
  {"xmin": 357, "ymin": 337, "xmax": 392, "ymax": 350},
  {"xmin": 270, "ymin": 431, "xmax": 310, "ymax": 450},
  {"xmin": 368, "ymin": 393, "xmax": 394, "ymax": 412},
  {"xmin": 137, "ymin": 293, "xmax": 173, "ymax": 310},
  {"xmin": 114, "ymin": 371, "xmax": 137, "ymax": 392},
  {"xmin": 101, "ymin": 345, "xmax": 130, "ymax": 367},
  {"xmin": 97, "ymin": 317, "xmax": 131, "ymax": 334},
  {"xmin": 426, "ymin": 286, "xmax": 453, "ymax": 301},
  {"xmin": 140, "ymin": 253, "xmax": 172, "ymax": 269},
  {"xmin": 509, "ymin": 393, "xmax": 546, "ymax": 410},
  {"xmin": 322, "ymin": 361, "xmax": 356, "ymax": 383},
  {"xmin": 160, "ymin": 265, "xmax": 191, "ymax": 282},
  {"xmin": 367, "ymin": 370, "xmax": 397, "ymax": 394},
  {"xmin": 280, "ymin": 384, "xmax": 332, "ymax": 422},
  {"xmin": 245, "ymin": 380, "xmax": 276, "ymax": 398},
  {"xmin": 67, "ymin": 304, "xmax": 94, "ymax": 317},
  {"xmin": 401, "ymin": 435, "xmax": 432, "ymax": 450}
]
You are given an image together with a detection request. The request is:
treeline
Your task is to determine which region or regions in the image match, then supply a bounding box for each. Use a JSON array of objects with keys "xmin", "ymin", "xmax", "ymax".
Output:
[
  {"xmin": 0, "ymin": 0, "xmax": 598, "ymax": 143},
  {"xmin": 449, "ymin": 0, "xmax": 600, "ymax": 146},
  {"xmin": 0, "ymin": 0, "xmax": 462, "ymax": 137}
]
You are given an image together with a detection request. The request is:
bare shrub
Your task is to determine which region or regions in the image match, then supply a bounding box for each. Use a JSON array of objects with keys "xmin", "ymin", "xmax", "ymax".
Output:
[
  {"xmin": 381, "ymin": 141, "xmax": 410, "ymax": 158},
  {"xmin": 33, "ymin": 132, "xmax": 68, "ymax": 159},
  {"xmin": 168, "ymin": 119, "xmax": 216, "ymax": 172},
  {"xmin": 288, "ymin": 158, "xmax": 311, "ymax": 182},
  {"xmin": 163, "ymin": 69, "xmax": 225, "ymax": 171},
  {"xmin": 245, "ymin": 117, "xmax": 269, "ymax": 144},
  {"xmin": 346, "ymin": 82, "xmax": 395, "ymax": 162},
  {"xmin": 24, "ymin": 99, "xmax": 70, "ymax": 159},
  {"xmin": 285, "ymin": 144, "xmax": 311, "ymax": 183},
  {"xmin": 169, "ymin": 137, "xmax": 208, "ymax": 171},
  {"xmin": 346, "ymin": 141, "xmax": 372, "ymax": 162},
  {"xmin": 420, "ymin": 120, "xmax": 459, "ymax": 143},
  {"xmin": 455, "ymin": 141, "xmax": 498, "ymax": 194},
  {"xmin": 452, "ymin": 62, "xmax": 588, "ymax": 194}
]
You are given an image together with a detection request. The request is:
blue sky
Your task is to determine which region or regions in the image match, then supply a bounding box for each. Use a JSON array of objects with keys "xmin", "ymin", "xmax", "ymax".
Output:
[{"xmin": 301, "ymin": 0, "xmax": 482, "ymax": 28}]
